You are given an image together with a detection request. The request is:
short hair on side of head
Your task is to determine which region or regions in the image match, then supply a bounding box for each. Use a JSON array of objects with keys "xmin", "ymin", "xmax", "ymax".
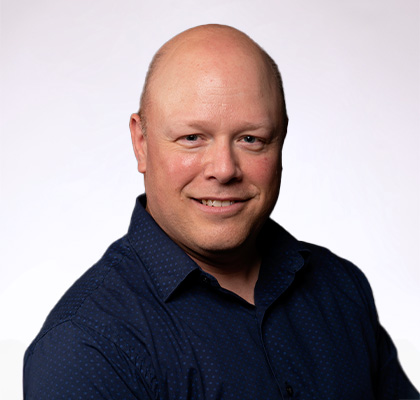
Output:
[
  {"xmin": 137, "ymin": 25, "xmax": 288, "ymax": 140},
  {"xmin": 137, "ymin": 48, "xmax": 167, "ymax": 136},
  {"xmin": 258, "ymin": 47, "xmax": 289, "ymax": 141}
]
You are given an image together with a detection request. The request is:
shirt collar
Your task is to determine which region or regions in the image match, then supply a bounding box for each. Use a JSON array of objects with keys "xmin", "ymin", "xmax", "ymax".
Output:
[
  {"xmin": 258, "ymin": 219, "xmax": 311, "ymax": 273},
  {"xmin": 127, "ymin": 194, "xmax": 199, "ymax": 302},
  {"xmin": 255, "ymin": 219, "xmax": 311, "ymax": 308}
]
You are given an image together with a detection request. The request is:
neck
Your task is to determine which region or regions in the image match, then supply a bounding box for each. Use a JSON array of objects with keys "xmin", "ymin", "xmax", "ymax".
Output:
[{"xmin": 188, "ymin": 247, "xmax": 261, "ymax": 305}]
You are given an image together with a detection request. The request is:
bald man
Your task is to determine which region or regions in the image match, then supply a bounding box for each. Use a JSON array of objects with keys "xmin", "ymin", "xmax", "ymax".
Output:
[{"xmin": 24, "ymin": 25, "xmax": 418, "ymax": 399}]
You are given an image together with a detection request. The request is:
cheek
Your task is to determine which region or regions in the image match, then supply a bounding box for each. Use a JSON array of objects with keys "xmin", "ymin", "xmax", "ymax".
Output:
[
  {"xmin": 246, "ymin": 155, "xmax": 281, "ymax": 186},
  {"xmin": 177, "ymin": 153, "xmax": 200, "ymax": 169},
  {"xmin": 153, "ymin": 149, "xmax": 201, "ymax": 186}
]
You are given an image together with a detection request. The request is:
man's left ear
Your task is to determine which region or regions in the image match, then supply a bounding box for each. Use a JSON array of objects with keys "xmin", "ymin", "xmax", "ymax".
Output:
[{"xmin": 130, "ymin": 113, "xmax": 147, "ymax": 173}]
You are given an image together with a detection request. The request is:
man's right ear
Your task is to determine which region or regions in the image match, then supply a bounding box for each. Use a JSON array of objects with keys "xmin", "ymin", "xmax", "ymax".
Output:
[{"xmin": 130, "ymin": 113, "xmax": 147, "ymax": 173}]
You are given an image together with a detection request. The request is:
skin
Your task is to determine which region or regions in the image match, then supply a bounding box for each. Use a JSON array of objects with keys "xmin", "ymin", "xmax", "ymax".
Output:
[{"xmin": 130, "ymin": 25, "xmax": 285, "ymax": 304}]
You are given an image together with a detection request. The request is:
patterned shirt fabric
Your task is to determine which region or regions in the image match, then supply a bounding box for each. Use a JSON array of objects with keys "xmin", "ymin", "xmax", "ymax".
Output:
[{"xmin": 24, "ymin": 194, "xmax": 418, "ymax": 399}]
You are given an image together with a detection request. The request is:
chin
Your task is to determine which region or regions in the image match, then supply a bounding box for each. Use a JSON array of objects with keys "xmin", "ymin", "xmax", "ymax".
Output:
[{"xmin": 193, "ymin": 231, "xmax": 253, "ymax": 255}]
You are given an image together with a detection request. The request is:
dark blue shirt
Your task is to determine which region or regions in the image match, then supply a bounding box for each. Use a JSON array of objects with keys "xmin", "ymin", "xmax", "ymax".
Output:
[{"xmin": 24, "ymin": 195, "xmax": 418, "ymax": 399}]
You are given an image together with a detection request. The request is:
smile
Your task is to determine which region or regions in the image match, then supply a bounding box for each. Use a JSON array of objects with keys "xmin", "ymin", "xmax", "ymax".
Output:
[{"xmin": 201, "ymin": 200, "xmax": 236, "ymax": 207}]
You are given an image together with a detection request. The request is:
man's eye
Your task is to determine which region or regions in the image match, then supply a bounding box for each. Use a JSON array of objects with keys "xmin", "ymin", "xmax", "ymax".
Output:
[
  {"xmin": 178, "ymin": 134, "xmax": 204, "ymax": 147},
  {"xmin": 243, "ymin": 136, "xmax": 257, "ymax": 143}
]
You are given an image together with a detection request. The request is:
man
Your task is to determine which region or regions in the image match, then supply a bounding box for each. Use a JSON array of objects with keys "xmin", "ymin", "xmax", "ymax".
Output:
[{"xmin": 24, "ymin": 24, "xmax": 418, "ymax": 399}]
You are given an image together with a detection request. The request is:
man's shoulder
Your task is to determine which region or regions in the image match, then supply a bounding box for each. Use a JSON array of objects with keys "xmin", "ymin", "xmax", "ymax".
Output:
[
  {"xmin": 296, "ymin": 239, "xmax": 376, "ymax": 314},
  {"xmin": 26, "ymin": 235, "xmax": 137, "ymax": 355},
  {"xmin": 265, "ymin": 219, "xmax": 366, "ymax": 277},
  {"xmin": 266, "ymin": 220, "xmax": 375, "ymax": 311},
  {"xmin": 23, "ymin": 229, "xmax": 165, "ymax": 398},
  {"xmin": 299, "ymin": 240, "xmax": 367, "ymax": 282}
]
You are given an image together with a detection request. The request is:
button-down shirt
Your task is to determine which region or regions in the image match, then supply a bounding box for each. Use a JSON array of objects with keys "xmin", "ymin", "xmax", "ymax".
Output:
[{"xmin": 24, "ymin": 195, "xmax": 418, "ymax": 399}]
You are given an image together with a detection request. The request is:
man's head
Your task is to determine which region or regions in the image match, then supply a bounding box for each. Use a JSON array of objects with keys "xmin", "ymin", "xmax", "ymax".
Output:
[
  {"xmin": 130, "ymin": 24, "xmax": 288, "ymax": 265},
  {"xmin": 138, "ymin": 25, "xmax": 288, "ymax": 138}
]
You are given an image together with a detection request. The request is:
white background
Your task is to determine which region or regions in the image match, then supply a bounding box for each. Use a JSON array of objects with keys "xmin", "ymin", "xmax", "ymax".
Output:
[{"xmin": 1, "ymin": 0, "xmax": 419, "ymax": 398}]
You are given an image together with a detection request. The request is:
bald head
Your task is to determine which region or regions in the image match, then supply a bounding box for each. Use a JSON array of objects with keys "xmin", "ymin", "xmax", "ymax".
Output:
[{"xmin": 138, "ymin": 24, "xmax": 288, "ymax": 138}]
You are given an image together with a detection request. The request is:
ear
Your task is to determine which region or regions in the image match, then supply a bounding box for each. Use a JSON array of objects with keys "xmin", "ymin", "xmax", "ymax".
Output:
[{"xmin": 130, "ymin": 113, "xmax": 147, "ymax": 173}]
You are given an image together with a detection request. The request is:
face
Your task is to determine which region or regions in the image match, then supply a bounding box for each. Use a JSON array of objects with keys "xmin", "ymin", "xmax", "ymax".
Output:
[{"xmin": 131, "ymin": 38, "xmax": 284, "ymax": 263}]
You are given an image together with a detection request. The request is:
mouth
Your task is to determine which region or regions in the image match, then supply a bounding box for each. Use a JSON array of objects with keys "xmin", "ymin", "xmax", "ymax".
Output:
[
  {"xmin": 191, "ymin": 197, "xmax": 248, "ymax": 215},
  {"xmin": 200, "ymin": 199, "xmax": 236, "ymax": 207}
]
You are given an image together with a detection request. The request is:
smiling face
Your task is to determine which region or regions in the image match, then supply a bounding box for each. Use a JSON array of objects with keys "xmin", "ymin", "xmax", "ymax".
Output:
[{"xmin": 131, "ymin": 27, "xmax": 286, "ymax": 265}]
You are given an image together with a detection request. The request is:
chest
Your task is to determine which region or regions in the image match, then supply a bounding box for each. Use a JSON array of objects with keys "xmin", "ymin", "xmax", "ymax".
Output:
[{"xmin": 127, "ymin": 287, "xmax": 377, "ymax": 400}]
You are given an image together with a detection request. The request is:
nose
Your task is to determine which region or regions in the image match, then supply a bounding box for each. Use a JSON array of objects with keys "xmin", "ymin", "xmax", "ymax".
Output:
[{"xmin": 203, "ymin": 140, "xmax": 242, "ymax": 184}]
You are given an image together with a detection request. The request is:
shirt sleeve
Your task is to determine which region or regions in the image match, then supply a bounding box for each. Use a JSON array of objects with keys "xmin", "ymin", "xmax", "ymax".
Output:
[
  {"xmin": 374, "ymin": 323, "xmax": 419, "ymax": 400},
  {"xmin": 348, "ymin": 262, "xmax": 419, "ymax": 399},
  {"xmin": 23, "ymin": 320, "xmax": 157, "ymax": 400}
]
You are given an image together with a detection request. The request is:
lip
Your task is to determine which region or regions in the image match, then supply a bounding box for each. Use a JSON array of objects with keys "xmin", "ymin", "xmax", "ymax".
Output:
[{"xmin": 193, "ymin": 196, "xmax": 246, "ymax": 202}]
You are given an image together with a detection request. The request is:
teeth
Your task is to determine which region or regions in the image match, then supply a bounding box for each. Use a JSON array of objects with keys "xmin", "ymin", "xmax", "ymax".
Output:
[{"xmin": 201, "ymin": 199, "xmax": 235, "ymax": 207}]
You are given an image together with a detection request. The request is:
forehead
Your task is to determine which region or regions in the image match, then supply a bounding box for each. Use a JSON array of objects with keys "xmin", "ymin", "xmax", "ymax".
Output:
[{"xmin": 148, "ymin": 34, "xmax": 281, "ymax": 125}]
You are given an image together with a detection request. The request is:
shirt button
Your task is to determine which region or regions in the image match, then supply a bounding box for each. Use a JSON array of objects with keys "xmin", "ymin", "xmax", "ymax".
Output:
[{"xmin": 285, "ymin": 384, "xmax": 294, "ymax": 397}]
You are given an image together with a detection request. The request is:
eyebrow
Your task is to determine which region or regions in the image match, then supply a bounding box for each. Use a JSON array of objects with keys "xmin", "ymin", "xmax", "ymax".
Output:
[{"xmin": 183, "ymin": 120, "xmax": 272, "ymax": 133}]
